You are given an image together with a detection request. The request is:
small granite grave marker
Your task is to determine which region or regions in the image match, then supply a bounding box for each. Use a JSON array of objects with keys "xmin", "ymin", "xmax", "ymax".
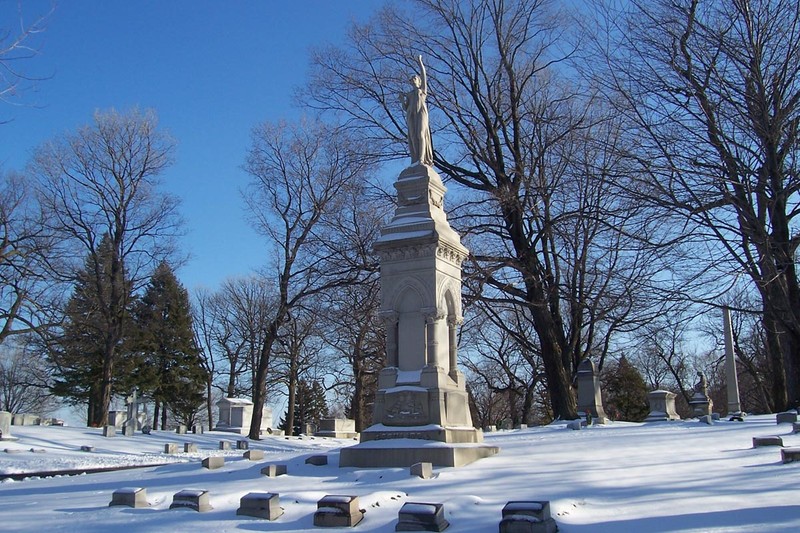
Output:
[
  {"xmin": 176, "ymin": 425, "xmax": 187, "ymax": 434},
  {"xmin": 244, "ymin": 449, "xmax": 264, "ymax": 461},
  {"xmin": 103, "ymin": 425, "xmax": 116, "ymax": 437},
  {"xmin": 752, "ymin": 436, "xmax": 784, "ymax": 448},
  {"xmin": 219, "ymin": 440, "xmax": 231, "ymax": 450},
  {"xmin": 781, "ymin": 448, "xmax": 800, "ymax": 463},
  {"xmin": 396, "ymin": 502, "xmax": 449, "ymax": 532},
  {"xmin": 184, "ymin": 443, "xmax": 197, "ymax": 453},
  {"xmin": 313, "ymin": 495, "xmax": 365, "ymax": 527},
  {"xmin": 260, "ymin": 464, "xmax": 288, "ymax": 477},
  {"xmin": 410, "ymin": 462, "xmax": 433, "ymax": 479},
  {"xmin": 499, "ymin": 501, "xmax": 557, "ymax": 533},
  {"xmin": 202, "ymin": 456, "xmax": 224, "ymax": 469},
  {"xmin": 776, "ymin": 411, "xmax": 798, "ymax": 424},
  {"xmin": 80, "ymin": 445, "xmax": 94, "ymax": 452},
  {"xmin": 109, "ymin": 487, "xmax": 148, "ymax": 508},
  {"xmin": 169, "ymin": 489, "xmax": 212, "ymax": 512},
  {"xmin": 236, "ymin": 492, "xmax": 283, "ymax": 520},
  {"xmin": 236, "ymin": 439, "xmax": 249, "ymax": 450},
  {"xmin": 192, "ymin": 424, "xmax": 204, "ymax": 435},
  {"xmin": 793, "ymin": 422, "xmax": 800, "ymax": 434},
  {"xmin": 306, "ymin": 454, "xmax": 328, "ymax": 466},
  {"xmin": 164, "ymin": 443, "xmax": 177, "ymax": 454}
]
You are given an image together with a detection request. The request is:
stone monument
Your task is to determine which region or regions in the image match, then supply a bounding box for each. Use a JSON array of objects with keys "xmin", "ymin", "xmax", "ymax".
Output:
[
  {"xmin": 214, "ymin": 398, "xmax": 273, "ymax": 435},
  {"xmin": 688, "ymin": 371, "xmax": 713, "ymax": 416},
  {"xmin": 645, "ymin": 390, "xmax": 681, "ymax": 422},
  {"xmin": 576, "ymin": 358, "xmax": 608, "ymax": 424},
  {"xmin": 723, "ymin": 307, "xmax": 744, "ymax": 420},
  {"xmin": 339, "ymin": 57, "xmax": 498, "ymax": 468}
]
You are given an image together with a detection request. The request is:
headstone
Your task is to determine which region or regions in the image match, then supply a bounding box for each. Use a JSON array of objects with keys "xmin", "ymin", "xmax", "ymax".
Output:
[
  {"xmin": 338, "ymin": 116, "xmax": 498, "ymax": 467},
  {"xmin": 306, "ymin": 454, "xmax": 328, "ymax": 466},
  {"xmin": 313, "ymin": 495, "xmax": 364, "ymax": 527},
  {"xmin": 141, "ymin": 424, "xmax": 152, "ymax": 435},
  {"xmin": 0, "ymin": 411, "xmax": 12, "ymax": 440},
  {"xmin": 698, "ymin": 415, "xmax": 714, "ymax": 425},
  {"xmin": 236, "ymin": 439, "xmax": 249, "ymax": 450},
  {"xmin": 781, "ymin": 448, "xmax": 800, "ymax": 463},
  {"xmin": 515, "ymin": 424, "xmax": 528, "ymax": 430},
  {"xmin": 576, "ymin": 358, "xmax": 608, "ymax": 424},
  {"xmin": 793, "ymin": 422, "xmax": 800, "ymax": 434},
  {"xmin": 103, "ymin": 425, "xmax": 116, "ymax": 437},
  {"xmin": 80, "ymin": 445, "xmax": 94, "ymax": 452},
  {"xmin": 122, "ymin": 423, "xmax": 135, "ymax": 437},
  {"xmin": 261, "ymin": 464, "xmax": 288, "ymax": 477},
  {"xmin": 176, "ymin": 425, "xmax": 187, "ymax": 434},
  {"xmin": 499, "ymin": 419, "xmax": 513, "ymax": 430},
  {"xmin": 169, "ymin": 489, "xmax": 212, "ymax": 512},
  {"xmin": 723, "ymin": 307, "xmax": 744, "ymax": 420},
  {"xmin": 396, "ymin": 502, "xmax": 449, "ymax": 532},
  {"xmin": 688, "ymin": 371, "xmax": 713, "ymax": 416},
  {"xmin": 237, "ymin": 492, "xmax": 283, "ymax": 520},
  {"xmin": 566, "ymin": 420, "xmax": 583, "ymax": 431},
  {"xmin": 202, "ymin": 456, "xmax": 225, "ymax": 469},
  {"xmin": 29, "ymin": 448, "xmax": 45, "ymax": 453},
  {"xmin": 109, "ymin": 487, "xmax": 148, "ymax": 508},
  {"xmin": 410, "ymin": 462, "xmax": 433, "ymax": 479},
  {"xmin": 315, "ymin": 418, "xmax": 359, "ymax": 439},
  {"xmin": 184, "ymin": 443, "xmax": 197, "ymax": 453},
  {"xmin": 244, "ymin": 449, "xmax": 264, "ymax": 461},
  {"xmin": 192, "ymin": 424, "xmax": 204, "ymax": 435},
  {"xmin": 645, "ymin": 390, "xmax": 681, "ymax": 422},
  {"xmin": 484, "ymin": 425, "xmax": 496, "ymax": 433},
  {"xmin": 219, "ymin": 440, "xmax": 231, "ymax": 450},
  {"xmin": 107, "ymin": 411, "xmax": 125, "ymax": 429},
  {"xmin": 499, "ymin": 501, "xmax": 557, "ymax": 533},
  {"xmin": 164, "ymin": 443, "xmax": 177, "ymax": 454},
  {"xmin": 752, "ymin": 436, "xmax": 784, "ymax": 448},
  {"xmin": 776, "ymin": 411, "xmax": 798, "ymax": 424}
]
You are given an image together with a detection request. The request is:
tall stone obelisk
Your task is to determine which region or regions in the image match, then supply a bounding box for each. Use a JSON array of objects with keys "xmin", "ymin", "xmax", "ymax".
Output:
[{"xmin": 339, "ymin": 57, "xmax": 498, "ymax": 468}]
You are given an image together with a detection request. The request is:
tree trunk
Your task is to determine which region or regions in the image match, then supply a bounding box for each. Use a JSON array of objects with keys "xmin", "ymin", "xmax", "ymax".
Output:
[
  {"xmin": 206, "ymin": 377, "xmax": 214, "ymax": 428},
  {"xmin": 160, "ymin": 403, "xmax": 167, "ymax": 430},
  {"xmin": 248, "ymin": 322, "xmax": 279, "ymax": 440},
  {"xmin": 152, "ymin": 399, "xmax": 161, "ymax": 429},
  {"xmin": 286, "ymin": 372, "xmax": 297, "ymax": 436}
]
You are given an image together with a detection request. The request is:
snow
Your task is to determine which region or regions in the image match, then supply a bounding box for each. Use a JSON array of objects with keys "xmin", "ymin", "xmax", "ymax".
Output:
[{"xmin": 1, "ymin": 416, "xmax": 800, "ymax": 532}]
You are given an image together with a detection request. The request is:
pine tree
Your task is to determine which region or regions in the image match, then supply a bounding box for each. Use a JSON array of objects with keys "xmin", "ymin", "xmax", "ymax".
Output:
[
  {"xmin": 132, "ymin": 262, "xmax": 206, "ymax": 429},
  {"xmin": 279, "ymin": 379, "xmax": 329, "ymax": 436},
  {"xmin": 602, "ymin": 355, "xmax": 650, "ymax": 422},
  {"xmin": 49, "ymin": 237, "xmax": 138, "ymax": 426}
]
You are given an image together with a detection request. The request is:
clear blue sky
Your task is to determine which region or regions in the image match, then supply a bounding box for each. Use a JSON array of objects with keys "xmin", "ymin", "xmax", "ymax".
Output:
[{"xmin": 1, "ymin": 0, "xmax": 384, "ymax": 291}]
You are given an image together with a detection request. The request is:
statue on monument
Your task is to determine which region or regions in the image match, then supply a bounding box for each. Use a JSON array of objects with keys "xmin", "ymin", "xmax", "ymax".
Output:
[{"xmin": 401, "ymin": 55, "xmax": 434, "ymax": 167}]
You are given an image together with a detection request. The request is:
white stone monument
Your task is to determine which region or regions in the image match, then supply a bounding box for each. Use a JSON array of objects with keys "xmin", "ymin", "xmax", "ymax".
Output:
[
  {"xmin": 723, "ymin": 307, "xmax": 744, "ymax": 420},
  {"xmin": 339, "ymin": 57, "xmax": 498, "ymax": 468},
  {"xmin": 214, "ymin": 398, "xmax": 273, "ymax": 435}
]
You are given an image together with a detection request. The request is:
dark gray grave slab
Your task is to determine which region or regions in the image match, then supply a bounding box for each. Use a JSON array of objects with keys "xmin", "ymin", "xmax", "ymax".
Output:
[
  {"xmin": 244, "ymin": 449, "xmax": 264, "ymax": 461},
  {"xmin": 776, "ymin": 411, "xmax": 798, "ymax": 424},
  {"xmin": 781, "ymin": 448, "xmax": 800, "ymax": 463},
  {"xmin": 184, "ymin": 443, "xmax": 198, "ymax": 453},
  {"xmin": 396, "ymin": 502, "xmax": 449, "ymax": 531},
  {"xmin": 499, "ymin": 501, "xmax": 558, "ymax": 533},
  {"xmin": 202, "ymin": 456, "xmax": 225, "ymax": 469},
  {"xmin": 260, "ymin": 464, "xmax": 288, "ymax": 477},
  {"xmin": 164, "ymin": 443, "xmax": 177, "ymax": 454},
  {"xmin": 410, "ymin": 462, "xmax": 433, "ymax": 479},
  {"xmin": 236, "ymin": 492, "xmax": 283, "ymax": 520},
  {"xmin": 169, "ymin": 489, "xmax": 212, "ymax": 512},
  {"xmin": 109, "ymin": 487, "xmax": 148, "ymax": 508},
  {"xmin": 314, "ymin": 495, "xmax": 364, "ymax": 527},
  {"xmin": 753, "ymin": 436, "xmax": 784, "ymax": 447},
  {"xmin": 80, "ymin": 445, "xmax": 94, "ymax": 452},
  {"xmin": 306, "ymin": 454, "xmax": 328, "ymax": 466}
]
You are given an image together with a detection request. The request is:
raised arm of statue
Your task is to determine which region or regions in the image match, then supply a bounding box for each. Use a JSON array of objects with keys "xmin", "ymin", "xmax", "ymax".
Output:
[{"xmin": 402, "ymin": 55, "xmax": 434, "ymax": 167}]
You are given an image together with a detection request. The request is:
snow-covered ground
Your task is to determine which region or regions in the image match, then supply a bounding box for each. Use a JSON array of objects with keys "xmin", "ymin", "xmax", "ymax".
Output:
[{"xmin": 1, "ymin": 415, "xmax": 798, "ymax": 532}]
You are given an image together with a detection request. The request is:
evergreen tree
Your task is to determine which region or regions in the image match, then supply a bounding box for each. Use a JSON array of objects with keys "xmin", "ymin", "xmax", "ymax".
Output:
[
  {"xmin": 133, "ymin": 262, "xmax": 206, "ymax": 429},
  {"xmin": 279, "ymin": 379, "xmax": 328, "ymax": 436},
  {"xmin": 49, "ymin": 238, "xmax": 138, "ymax": 425},
  {"xmin": 602, "ymin": 356, "xmax": 651, "ymax": 422}
]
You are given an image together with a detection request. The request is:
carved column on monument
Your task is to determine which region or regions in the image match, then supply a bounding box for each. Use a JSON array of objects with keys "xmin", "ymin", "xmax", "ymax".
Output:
[
  {"xmin": 422, "ymin": 307, "xmax": 444, "ymax": 367},
  {"xmin": 380, "ymin": 310, "xmax": 399, "ymax": 368},
  {"xmin": 447, "ymin": 315, "xmax": 461, "ymax": 377}
]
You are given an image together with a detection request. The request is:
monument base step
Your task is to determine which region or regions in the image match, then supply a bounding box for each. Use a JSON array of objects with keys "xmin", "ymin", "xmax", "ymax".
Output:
[{"xmin": 338, "ymin": 441, "xmax": 499, "ymax": 468}]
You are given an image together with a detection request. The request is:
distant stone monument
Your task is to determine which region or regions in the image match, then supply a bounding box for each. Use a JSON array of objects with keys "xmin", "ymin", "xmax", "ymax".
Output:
[
  {"xmin": 315, "ymin": 418, "xmax": 358, "ymax": 439},
  {"xmin": 0, "ymin": 411, "xmax": 13, "ymax": 440},
  {"xmin": 689, "ymin": 371, "xmax": 713, "ymax": 417},
  {"xmin": 645, "ymin": 390, "xmax": 681, "ymax": 422},
  {"xmin": 339, "ymin": 57, "xmax": 498, "ymax": 468},
  {"xmin": 723, "ymin": 307, "xmax": 744, "ymax": 420},
  {"xmin": 576, "ymin": 358, "xmax": 608, "ymax": 424},
  {"xmin": 214, "ymin": 398, "xmax": 273, "ymax": 435}
]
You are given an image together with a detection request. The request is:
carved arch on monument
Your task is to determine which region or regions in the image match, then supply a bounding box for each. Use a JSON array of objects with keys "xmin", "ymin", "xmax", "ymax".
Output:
[
  {"xmin": 390, "ymin": 277, "xmax": 430, "ymax": 371},
  {"xmin": 389, "ymin": 276, "xmax": 433, "ymax": 311}
]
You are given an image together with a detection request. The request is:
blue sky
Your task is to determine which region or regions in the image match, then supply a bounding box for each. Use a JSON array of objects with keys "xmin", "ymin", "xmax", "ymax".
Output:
[{"xmin": 1, "ymin": 0, "xmax": 384, "ymax": 291}]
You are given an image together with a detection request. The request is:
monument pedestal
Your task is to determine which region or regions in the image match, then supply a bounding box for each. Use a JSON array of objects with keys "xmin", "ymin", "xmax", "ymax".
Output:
[{"xmin": 339, "ymin": 164, "xmax": 498, "ymax": 468}]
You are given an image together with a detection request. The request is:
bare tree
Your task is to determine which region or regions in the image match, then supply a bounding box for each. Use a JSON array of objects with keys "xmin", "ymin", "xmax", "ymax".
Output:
[
  {"xmin": 243, "ymin": 120, "xmax": 374, "ymax": 438},
  {"xmin": 590, "ymin": 0, "xmax": 800, "ymax": 409},
  {"xmin": 0, "ymin": 339, "xmax": 55, "ymax": 414},
  {"xmin": 31, "ymin": 108, "xmax": 182, "ymax": 426},
  {"xmin": 0, "ymin": 1, "xmax": 53, "ymax": 118}
]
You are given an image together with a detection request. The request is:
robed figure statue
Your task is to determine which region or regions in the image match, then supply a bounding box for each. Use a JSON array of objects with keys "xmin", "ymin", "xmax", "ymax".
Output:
[{"xmin": 401, "ymin": 55, "xmax": 434, "ymax": 166}]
